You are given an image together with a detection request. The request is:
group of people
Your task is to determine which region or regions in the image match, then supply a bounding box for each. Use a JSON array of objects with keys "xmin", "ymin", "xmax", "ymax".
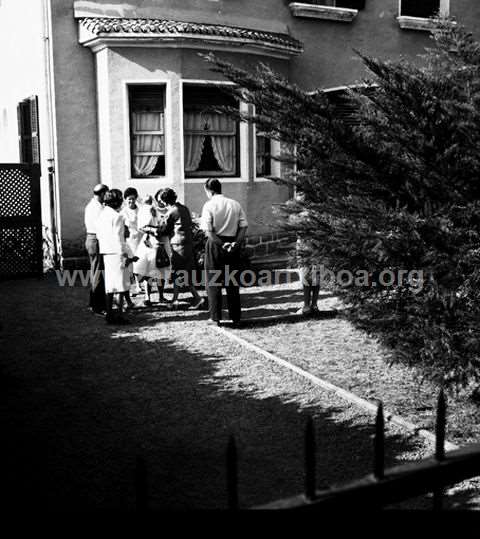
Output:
[{"xmin": 84, "ymin": 178, "xmax": 249, "ymax": 326}]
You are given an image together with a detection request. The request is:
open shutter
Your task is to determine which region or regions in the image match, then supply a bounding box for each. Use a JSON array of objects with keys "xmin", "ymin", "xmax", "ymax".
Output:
[
  {"xmin": 29, "ymin": 95, "xmax": 41, "ymax": 168},
  {"xmin": 16, "ymin": 96, "xmax": 40, "ymax": 169},
  {"xmin": 17, "ymin": 100, "xmax": 32, "ymax": 163},
  {"xmin": 327, "ymin": 92, "xmax": 361, "ymax": 127}
]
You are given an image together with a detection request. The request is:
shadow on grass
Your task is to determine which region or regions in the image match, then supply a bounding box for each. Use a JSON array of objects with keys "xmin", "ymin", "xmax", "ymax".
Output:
[
  {"xmin": 130, "ymin": 289, "xmax": 337, "ymax": 326},
  {"xmin": 0, "ymin": 276, "xmax": 477, "ymax": 511}
]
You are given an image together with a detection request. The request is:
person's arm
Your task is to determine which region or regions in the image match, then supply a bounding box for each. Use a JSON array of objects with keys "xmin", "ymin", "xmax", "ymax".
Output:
[
  {"xmin": 235, "ymin": 225, "xmax": 247, "ymax": 244},
  {"xmin": 113, "ymin": 213, "xmax": 128, "ymax": 255},
  {"xmin": 159, "ymin": 208, "xmax": 176, "ymax": 238},
  {"xmin": 229, "ymin": 205, "xmax": 248, "ymax": 250},
  {"xmin": 205, "ymin": 230, "xmax": 224, "ymax": 246}
]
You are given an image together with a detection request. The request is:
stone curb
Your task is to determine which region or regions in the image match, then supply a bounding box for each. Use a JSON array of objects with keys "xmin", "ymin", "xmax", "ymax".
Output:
[{"xmin": 213, "ymin": 325, "xmax": 459, "ymax": 452}]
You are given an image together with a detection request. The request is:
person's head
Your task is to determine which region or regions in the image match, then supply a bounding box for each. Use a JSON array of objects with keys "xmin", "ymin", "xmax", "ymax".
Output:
[
  {"xmin": 93, "ymin": 183, "xmax": 109, "ymax": 203},
  {"xmin": 154, "ymin": 189, "xmax": 166, "ymax": 209},
  {"xmin": 204, "ymin": 178, "xmax": 222, "ymax": 199},
  {"xmin": 124, "ymin": 187, "xmax": 138, "ymax": 209},
  {"xmin": 156, "ymin": 187, "xmax": 177, "ymax": 207},
  {"xmin": 103, "ymin": 189, "xmax": 123, "ymax": 211}
]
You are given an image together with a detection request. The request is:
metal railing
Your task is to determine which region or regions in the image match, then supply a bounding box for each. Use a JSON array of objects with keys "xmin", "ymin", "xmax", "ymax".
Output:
[{"xmin": 133, "ymin": 390, "xmax": 480, "ymax": 510}]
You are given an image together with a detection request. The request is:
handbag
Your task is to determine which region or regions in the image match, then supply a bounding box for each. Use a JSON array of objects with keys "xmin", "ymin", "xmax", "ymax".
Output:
[{"xmin": 155, "ymin": 243, "xmax": 170, "ymax": 269}]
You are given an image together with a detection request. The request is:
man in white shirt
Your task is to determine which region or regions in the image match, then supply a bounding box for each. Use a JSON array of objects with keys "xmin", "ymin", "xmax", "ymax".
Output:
[
  {"xmin": 201, "ymin": 178, "xmax": 248, "ymax": 326},
  {"xmin": 84, "ymin": 183, "xmax": 109, "ymax": 314}
]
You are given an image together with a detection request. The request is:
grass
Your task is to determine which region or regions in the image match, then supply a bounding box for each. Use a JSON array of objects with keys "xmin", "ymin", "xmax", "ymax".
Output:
[
  {"xmin": 236, "ymin": 283, "xmax": 480, "ymax": 447},
  {"xmin": 0, "ymin": 274, "xmax": 479, "ymax": 509}
]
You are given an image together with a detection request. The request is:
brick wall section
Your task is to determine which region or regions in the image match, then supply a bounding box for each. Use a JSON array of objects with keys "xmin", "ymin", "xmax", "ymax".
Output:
[
  {"xmin": 246, "ymin": 232, "xmax": 296, "ymax": 269},
  {"xmin": 64, "ymin": 232, "xmax": 295, "ymax": 270}
]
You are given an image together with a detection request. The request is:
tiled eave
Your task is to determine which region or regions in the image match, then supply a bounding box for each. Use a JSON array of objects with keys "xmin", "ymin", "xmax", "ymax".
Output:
[{"xmin": 78, "ymin": 17, "xmax": 304, "ymax": 59}]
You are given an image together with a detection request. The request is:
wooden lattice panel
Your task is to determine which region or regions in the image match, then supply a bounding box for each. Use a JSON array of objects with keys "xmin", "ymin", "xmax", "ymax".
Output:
[
  {"xmin": 0, "ymin": 164, "xmax": 41, "ymax": 279},
  {"xmin": 0, "ymin": 167, "xmax": 33, "ymax": 218},
  {"xmin": 0, "ymin": 226, "xmax": 39, "ymax": 276}
]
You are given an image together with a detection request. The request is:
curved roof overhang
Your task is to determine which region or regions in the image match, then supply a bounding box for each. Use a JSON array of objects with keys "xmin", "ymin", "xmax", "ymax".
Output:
[{"xmin": 78, "ymin": 17, "xmax": 304, "ymax": 59}]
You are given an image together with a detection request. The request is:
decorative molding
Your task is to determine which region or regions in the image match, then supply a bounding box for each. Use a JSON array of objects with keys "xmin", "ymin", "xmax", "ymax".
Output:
[
  {"xmin": 78, "ymin": 17, "xmax": 303, "ymax": 59},
  {"xmin": 288, "ymin": 3, "xmax": 358, "ymax": 22},
  {"xmin": 397, "ymin": 15, "xmax": 445, "ymax": 31}
]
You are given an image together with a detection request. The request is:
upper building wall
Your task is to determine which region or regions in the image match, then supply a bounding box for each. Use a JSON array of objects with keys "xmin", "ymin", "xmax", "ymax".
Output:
[
  {"xmin": 70, "ymin": 0, "xmax": 480, "ymax": 91},
  {"xmin": 47, "ymin": 0, "xmax": 480, "ymax": 257},
  {"xmin": 73, "ymin": 0, "xmax": 292, "ymax": 34}
]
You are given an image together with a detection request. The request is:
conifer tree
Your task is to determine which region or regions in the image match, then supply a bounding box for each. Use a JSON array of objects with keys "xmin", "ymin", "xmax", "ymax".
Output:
[{"xmin": 204, "ymin": 20, "xmax": 480, "ymax": 390}]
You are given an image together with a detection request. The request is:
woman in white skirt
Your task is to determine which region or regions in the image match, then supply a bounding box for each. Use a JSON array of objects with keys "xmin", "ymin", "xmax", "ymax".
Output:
[
  {"xmin": 134, "ymin": 195, "xmax": 172, "ymax": 306},
  {"xmin": 97, "ymin": 189, "xmax": 131, "ymax": 324},
  {"xmin": 120, "ymin": 187, "xmax": 142, "ymax": 295}
]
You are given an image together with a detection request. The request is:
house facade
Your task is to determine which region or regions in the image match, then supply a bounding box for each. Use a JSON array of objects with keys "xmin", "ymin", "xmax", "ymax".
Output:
[{"xmin": 1, "ymin": 0, "xmax": 479, "ymax": 268}]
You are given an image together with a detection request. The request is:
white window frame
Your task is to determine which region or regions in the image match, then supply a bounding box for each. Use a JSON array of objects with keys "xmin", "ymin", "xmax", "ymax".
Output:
[
  {"xmin": 180, "ymin": 79, "xmax": 248, "ymax": 184},
  {"xmin": 289, "ymin": 2, "xmax": 359, "ymax": 22},
  {"xmin": 397, "ymin": 0, "xmax": 450, "ymax": 31},
  {"xmin": 123, "ymin": 80, "xmax": 172, "ymax": 184}
]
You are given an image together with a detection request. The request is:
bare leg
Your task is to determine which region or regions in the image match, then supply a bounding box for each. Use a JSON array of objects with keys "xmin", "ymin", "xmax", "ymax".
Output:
[
  {"xmin": 134, "ymin": 274, "xmax": 141, "ymax": 294},
  {"xmin": 142, "ymin": 277, "xmax": 152, "ymax": 305},
  {"xmin": 125, "ymin": 291, "xmax": 135, "ymax": 308},
  {"xmin": 172, "ymin": 281, "xmax": 180, "ymax": 303},
  {"xmin": 189, "ymin": 285, "xmax": 201, "ymax": 303},
  {"xmin": 158, "ymin": 278, "xmax": 166, "ymax": 302},
  {"xmin": 118, "ymin": 292, "xmax": 124, "ymax": 315}
]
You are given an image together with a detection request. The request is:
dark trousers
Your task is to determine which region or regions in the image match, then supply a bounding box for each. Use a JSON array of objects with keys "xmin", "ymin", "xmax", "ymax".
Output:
[
  {"xmin": 85, "ymin": 234, "xmax": 106, "ymax": 312},
  {"xmin": 204, "ymin": 237, "xmax": 241, "ymax": 322}
]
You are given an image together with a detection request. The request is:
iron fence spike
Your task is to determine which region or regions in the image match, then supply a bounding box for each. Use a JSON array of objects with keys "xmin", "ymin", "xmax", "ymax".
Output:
[
  {"xmin": 374, "ymin": 401, "xmax": 385, "ymax": 480},
  {"xmin": 436, "ymin": 389, "xmax": 446, "ymax": 462},
  {"xmin": 227, "ymin": 434, "xmax": 239, "ymax": 510},
  {"xmin": 305, "ymin": 416, "xmax": 316, "ymax": 500}
]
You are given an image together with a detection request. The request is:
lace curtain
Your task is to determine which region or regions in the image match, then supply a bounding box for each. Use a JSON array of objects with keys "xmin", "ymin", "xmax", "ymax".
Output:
[
  {"xmin": 184, "ymin": 112, "xmax": 235, "ymax": 173},
  {"xmin": 184, "ymin": 111, "xmax": 206, "ymax": 172},
  {"xmin": 132, "ymin": 112, "xmax": 164, "ymax": 177}
]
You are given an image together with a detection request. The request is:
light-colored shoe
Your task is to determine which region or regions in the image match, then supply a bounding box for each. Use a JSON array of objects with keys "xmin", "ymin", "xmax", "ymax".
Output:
[
  {"xmin": 296, "ymin": 306, "xmax": 312, "ymax": 316},
  {"xmin": 190, "ymin": 298, "xmax": 206, "ymax": 310}
]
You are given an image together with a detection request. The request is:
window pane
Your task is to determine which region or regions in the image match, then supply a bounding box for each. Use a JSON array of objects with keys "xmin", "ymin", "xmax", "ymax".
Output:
[
  {"xmin": 308, "ymin": 0, "xmax": 366, "ymax": 9},
  {"xmin": 256, "ymin": 135, "xmax": 271, "ymax": 177},
  {"xmin": 336, "ymin": 0, "xmax": 366, "ymax": 9},
  {"xmin": 129, "ymin": 85, "xmax": 166, "ymax": 178},
  {"xmin": 183, "ymin": 84, "xmax": 239, "ymax": 178},
  {"xmin": 401, "ymin": 0, "xmax": 440, "ymax": 18}
]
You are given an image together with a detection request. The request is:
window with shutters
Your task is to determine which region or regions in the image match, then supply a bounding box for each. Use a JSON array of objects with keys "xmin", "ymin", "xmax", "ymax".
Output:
[
  {"xmin": 183, "ymin": 84, "xmax": 239, "ymax": 178},
  {"xmin": 128, "ymin": 85, "xmax": 166, "ymax": 178},
  {"xmin": 17, "ymin": 96, "xmax": 40, "ymax": 168},
  {"xmin": 400, "ymin": 0, "xmax": 441, "ymax": 18}
]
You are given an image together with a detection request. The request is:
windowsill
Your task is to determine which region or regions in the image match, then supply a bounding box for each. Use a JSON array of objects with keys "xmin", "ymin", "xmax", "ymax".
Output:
[
  {"xmin": 289, "ymin": 3, "xmax": 358, "ymax": 22},
  {"xmin": 397, "ymin": 15, "xmax": 448, "ymax": 31},
  {"xmin": 184, "ymin": 177, "xmax": 248, "ymax": 183},
  {"xmin": 131, "ymin": 176, "xmax": 167, "ymax": 180}
]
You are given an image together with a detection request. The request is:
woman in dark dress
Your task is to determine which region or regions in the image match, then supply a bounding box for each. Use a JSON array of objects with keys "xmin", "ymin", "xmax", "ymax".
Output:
[{"xmin": 155, "ymin": 188, "xmax": 205, "ymax": 309}]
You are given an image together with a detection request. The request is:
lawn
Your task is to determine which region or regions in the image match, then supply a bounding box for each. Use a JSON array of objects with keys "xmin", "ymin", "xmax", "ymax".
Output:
[
  {"xmin": 0, "ymin": 274, "xmax": 479, "ymax": 510},
  {"xmin": 236, "ymin": 282, "xmax": 480, "ymax": 448}
]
